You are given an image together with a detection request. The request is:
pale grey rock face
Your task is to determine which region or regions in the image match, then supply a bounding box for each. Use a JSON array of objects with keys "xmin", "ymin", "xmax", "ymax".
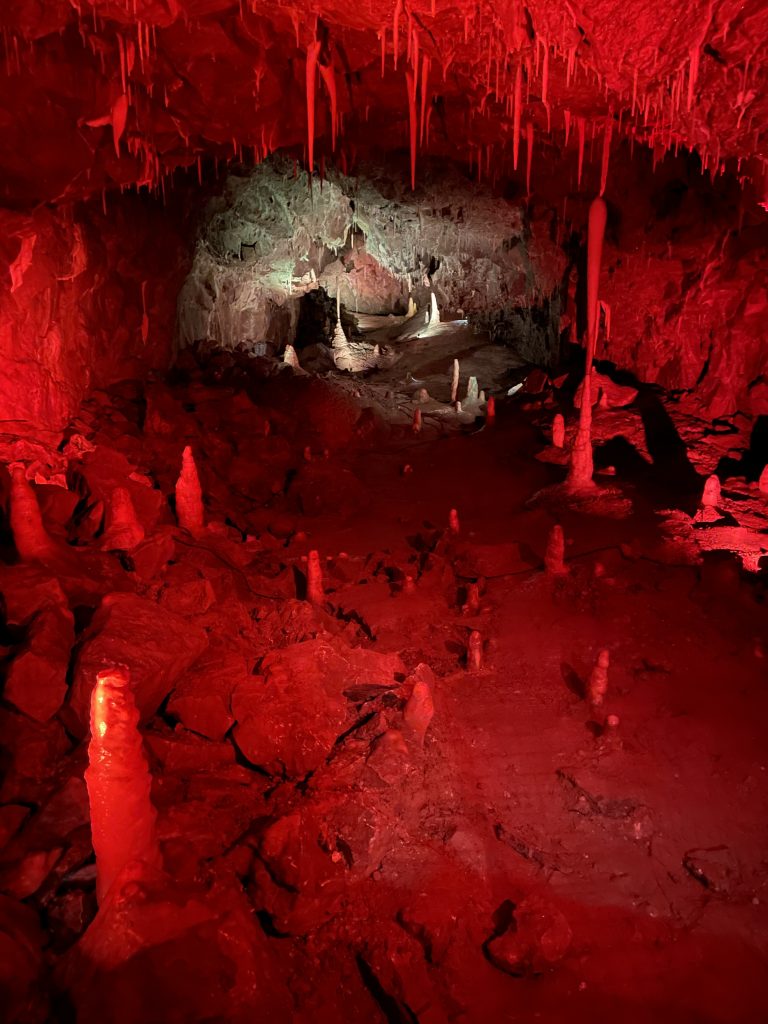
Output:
[{"xmin": 176, "ymin": 157, "xmax": 562, "ymax": 360}]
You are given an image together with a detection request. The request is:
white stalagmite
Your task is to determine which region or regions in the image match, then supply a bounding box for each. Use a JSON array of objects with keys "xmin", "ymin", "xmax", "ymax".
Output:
[
  {"xmin": 429, "ymin": 291, "xmax": 440, "ymax": 326},
  {"xmin": 407, "ymin": 295, "xmax": 417, "ymax": 318},
  {"xmin": 466, "ymin": 376, "xmax": 479, "ymax": 403},
  {"xmin": 451, "ymin": 359, "xmax": 460, "ymax": 403},
  {"xmin": 283, "ymin": 343, "xmax": 300, "ymax": 368}
]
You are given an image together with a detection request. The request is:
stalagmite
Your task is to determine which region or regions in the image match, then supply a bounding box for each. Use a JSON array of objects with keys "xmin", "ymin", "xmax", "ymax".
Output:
[
  {"xmin": 407, "ymin": 295, "xmax": 417, "ymax": 318},
  {"xmin": 85, "ymin": 667, "xmax": 161, "ymax": 903},
  {"xmin": 306, "ymin": 549, "xmax": 324, "ymax": 604},
  {"xmin": 567, "ymin": 197, "xmax": 607, "ymax": 491},
  {"xmin": 587, "ymin": 649, "xmax": 610, "ymax": 707},
  {"xmin": 175, "ymin": 445, "xmax": 204, "ymax": 535},
  {"xmin": 449, "ymin": 508, "xmax": 460, "ymax": 534},
  {"xmin": 486, "ymin": 396, "xmax": 496, "ymax": 424},
  {"xmin": 466, "ymin": 376, "xmax": 479, "ymax": 403},
  {"xmin": 429, "ymin": 291, "xmax": 440, "ymax": 325},
  {"xmin": 544, "ymin": 524, "xmax": 567, "ymax": 575},
  {"xmin": 412, "ymin": 407, "xmax": 422, "ymax": 434},
  {"xmin": 9, "ymin": 465, "xmax": 55, "ymax": 560},
  {"xmin": 283, "ymin": 343, "xmax": 300, "ymax": 368},
  {"xmin": 404, "ymin": 674, "xmax": 434, "ymax": 746},
  {"xmin": 101, "ymin": 487, "xmax": 144, "ymax": 551},
  {"xmin": 464, "ymin": 583, "xmax": 481, "ymax": 614},
  {"xmin": 702, "ymin": 474, "xmax": 721, "ymax": 507},
  {"xmin": 552, "ymin": 413, "xmax": 565, "ymax": 447},
  {"xmin": 468, "ymin": 630, "xmax": 483, "ymax": 670},
  {"xmin": 451, "ymin": 359, "xmax": 460, "ymax": 403}
]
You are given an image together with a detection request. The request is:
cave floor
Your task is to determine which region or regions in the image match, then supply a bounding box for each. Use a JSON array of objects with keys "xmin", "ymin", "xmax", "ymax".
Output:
[{"xmin": 1, "ymin": 362, "xmax": 767, "ymax": 1023}]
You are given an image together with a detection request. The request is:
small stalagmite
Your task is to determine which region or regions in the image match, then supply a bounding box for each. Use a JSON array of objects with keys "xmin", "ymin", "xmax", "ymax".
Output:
[
  {"xmin": 175, "ymin": 445, "xmax": 204, "ymax": 535},
  {"xmin": 451, "ymin": 359, "xmax": 460, "ymax": 403},
  {"xmin": 283, "ymin": 343, "xmax": 300, "ymax": 368},
  {"xmin": 101, "ymin": 487, "xmax": 144, "ymax": 551},
  {"xmin": 85, "ymin": 667, "xmax": 161, "ymax": 903},
  {"xmin": 587, "ymin": 649, "xmax": 610, "ymax": 708},
  {"xmin": 552, "ymin": 413, "xmax": 566, "ymax": 448},
  {"xmin": 544, "ymin": 524, "xmax": 568, "ymax": 575},
  {"xmin": 306, "ymin": 549, "xmax": 324, "ymax": 604},
  {"xmin": 404, "ymin": 675, "xmax": 434, "ymax": 746},
  {"xmin": 485, "ymin": 396, "xmax": 496, "ymax": 424},
  {"xmin": 466, "ymin": 376, "xmax": 479, "ymax": 403},
  {"xmin": 412, "ymin": 407, "xmax": 423, "ymax": 434},
  {"xmin": 701, "ymin": 474, "xmax": 721, "ymax": 507},
  {"xmin": 758, "ymin": 464, "xmax": 768, "ymax": 495},
  {"xmin": 429, "ymin": 291, "xmax": 440, "ymax": 326},
  {"xmin": 8, "ymin": 464, "xmax": 55, "ymax": 561},
  {"xmin": 449, "ymin": 508, "xmax": 460, "ymax": 534},
  {"xmin": 468, "ymin": 630, "xmax": 483, "ymax": 670},
  {"xmin": 464, "ymin": 582, "xmax": 481, "ymax": 614}
]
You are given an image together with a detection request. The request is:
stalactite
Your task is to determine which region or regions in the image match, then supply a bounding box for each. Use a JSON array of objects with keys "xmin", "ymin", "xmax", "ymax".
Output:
[
  {"xmin": 319, "ymin": 62, "xmax": 338, "ymax": 151},
  {"xmin": 393, "ymin": 0, "xmax": 402, "ymax": 70},
  {"xmin": 526, "ymin": 121, "xmax": 534, "ymax": 194},
  {"xmin": 85, "ymin": 667, "xmax": 161, "ymax": 903},
  {"xmin": 406, "ymin": 68, "xmax": 418, "ymax": 190},
  {"xmin": 419, "ymin": 55, "xmax": 430, "ymax": 147},
  {"xmin": 564, "ymin": 108, "xmax": 571, "ymax": 146},
  {"xmin": 600, "ymin": 111, "xmax": 613, "ymax": 196},
  {"xmin": 306, "ymin": 549, "xmax": 324, "ymax": 604},
  {"xmin": 513, "ymin": 63, "xmax": 522, "ymax": 171},
  {"xmin": 305, "ymin": 40, "xmax": 321, "ymax": 181},
  {"xmin": 577, "ymin": 115, "xmax": 586, "ymax": 188}
]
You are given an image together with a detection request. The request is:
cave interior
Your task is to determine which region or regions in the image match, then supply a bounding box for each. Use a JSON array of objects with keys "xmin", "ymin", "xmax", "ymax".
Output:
[{"xmin": 1, "ymin": 1, "xmax": 768, "ymax": 1021}]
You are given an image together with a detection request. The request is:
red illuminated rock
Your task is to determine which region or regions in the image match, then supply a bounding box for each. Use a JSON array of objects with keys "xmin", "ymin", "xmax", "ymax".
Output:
[
  {"xmin": 4, "ymin": 605, "xmax": 74, "ymax": 723},
  {"xmin": 69, "ymin": 592, "xmax": 208, "ymax": 732},
  {"xmin": 232, "ymin": 639, "xmax": 404, "ymax": 777},
  {"xmin": 166, "ymin": 646, "xmax": 248, "ymax": 742},
  {"xmin": 552, "ymin": 413, "xmax": 565, "ymax": 448}
]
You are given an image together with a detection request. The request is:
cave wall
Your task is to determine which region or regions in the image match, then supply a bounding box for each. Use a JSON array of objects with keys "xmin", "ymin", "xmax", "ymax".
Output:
[
  {"xmin": 0, "ymin": 193, "xmax": 187, "ymax": 437},
  {"xmin": 177, "ymin": 158, "xmax": 564, "ymax": 354}
]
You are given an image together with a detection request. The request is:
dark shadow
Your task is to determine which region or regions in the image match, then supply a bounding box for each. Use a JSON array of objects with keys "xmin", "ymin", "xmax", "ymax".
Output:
[
  {"xmin": 716, "ymin": 415, "xmax": 768, "ymax": 482},
  {"xmin": 560, "ymin": 662, "xmax": 584, "ymax": 699},
  {"xmin": 633, "ymin": 388, "xmax": 702, "ymax": 508}
]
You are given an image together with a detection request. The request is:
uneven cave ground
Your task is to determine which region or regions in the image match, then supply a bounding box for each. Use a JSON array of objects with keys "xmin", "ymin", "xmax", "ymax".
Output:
[{"xmin": 1, "ymin": 337, "xmax": 767, "ymax": 1023}]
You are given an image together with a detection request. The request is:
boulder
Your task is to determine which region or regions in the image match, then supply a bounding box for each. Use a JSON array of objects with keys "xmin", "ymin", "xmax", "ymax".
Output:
[
  {"xmin": 68, "ymin": 593, "xmax": 208, "ymax": 733},
  {"xmin": 232, "ymin": 639, "xmax": 404, "ymax": 777},
  {"xmin": 167, "ymin": 645, "xmax": 250, "ymax": 741},
  {"xmin": 4, "ymin": 605, "xmax": 74, "ymax": 722}
]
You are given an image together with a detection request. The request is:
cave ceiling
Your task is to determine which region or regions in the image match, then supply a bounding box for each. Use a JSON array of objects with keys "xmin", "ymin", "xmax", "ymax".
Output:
[{"xmin": 1, "ymin": 0, "xmax": 767, "ymax": 206}]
